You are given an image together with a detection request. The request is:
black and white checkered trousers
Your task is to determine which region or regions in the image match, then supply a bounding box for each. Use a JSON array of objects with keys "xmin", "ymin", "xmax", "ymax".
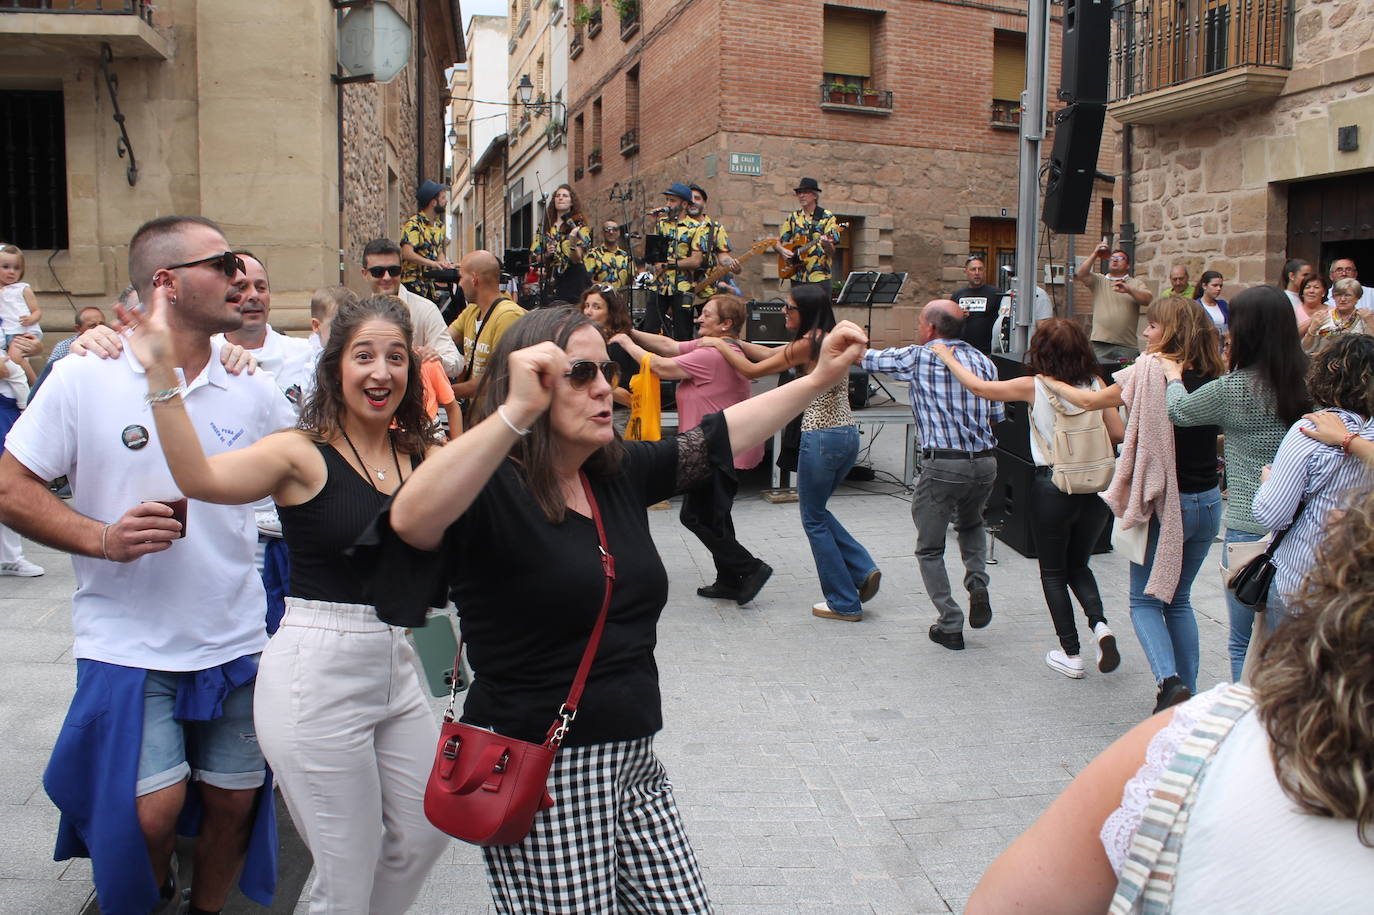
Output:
[{"xmin": 482, "ymin": 736, "xmax": 712, "ymax": 913}]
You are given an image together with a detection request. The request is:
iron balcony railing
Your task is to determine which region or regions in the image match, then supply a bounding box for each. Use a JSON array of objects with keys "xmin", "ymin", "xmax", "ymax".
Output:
[
  {"xmin": 1, "ymin": 0, "xmax": 153, "ymax": 23},
  {"xmin": 619, "ymin": 127, "xmax": 638, "ymax": 154},
  {"xmin": 1111, "ymin": 0, "xmax": 1292, "ymax": 101},
  {"xmin": 817, "ymin": 84, "xmax": 894, "ymax": 110}
]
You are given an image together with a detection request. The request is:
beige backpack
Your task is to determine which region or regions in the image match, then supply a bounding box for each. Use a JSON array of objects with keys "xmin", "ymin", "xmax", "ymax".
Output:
[{"xmin": 1031, "ymin": 378, "xmax": 1116, "ymax": 494}]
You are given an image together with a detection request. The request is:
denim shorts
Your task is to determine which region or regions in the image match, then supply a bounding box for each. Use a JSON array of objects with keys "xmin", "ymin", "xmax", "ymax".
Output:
[{"xmin": 136, "ymin": 659, "xmax": 266, "ymax": 796}]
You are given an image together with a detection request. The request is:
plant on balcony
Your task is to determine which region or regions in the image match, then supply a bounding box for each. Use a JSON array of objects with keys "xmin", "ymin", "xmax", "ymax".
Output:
[
  {"xmin": 861, "ymin": 88, "xmax": 882, "ymax": 106},
  {"xmin": 612, "ymin": 0, "xmax": 638, "ymax": 19},
  {"xmin": 824, "ymin": 80, "xmax": 845, "ymax": 103},
  {"xmin": 573, "ymin": 2, "xmax": 599, "ymax": 26},
  {"xmin": 843, "ymin": 82, "xmax": 862, "ymax": 104}
]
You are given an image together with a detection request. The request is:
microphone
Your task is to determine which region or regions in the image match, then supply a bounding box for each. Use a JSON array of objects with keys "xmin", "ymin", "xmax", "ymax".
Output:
[{"xmin": 646, "ymin": 206, "xmax": 670, "ymax": 216}]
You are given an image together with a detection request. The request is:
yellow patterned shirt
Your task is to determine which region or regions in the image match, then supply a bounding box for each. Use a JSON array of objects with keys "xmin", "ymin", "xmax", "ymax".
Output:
[
  {"xmin": 399, "ymin": 211, "xmax": 448, "ymax": 301},
  {"xmin": 697, "ymin": 217, "xmax": 733, "ymax": 302},
  {"xmin": 654, "ymin": 215, "xmax": 708, "ymax": 297},
  {"xmin": 583, "ymin": 245, "xmax": 632, "ymax": 289},
  {"xmin": 779, "ymin": 206, "xmax": 840, "ymax": 284},
  {"xmin": 531, "ymin": 220, "xmax": 592, "ymax": 274}
]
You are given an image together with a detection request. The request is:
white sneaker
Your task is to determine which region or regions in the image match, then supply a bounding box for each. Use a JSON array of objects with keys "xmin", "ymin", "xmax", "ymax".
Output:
[
  {"xmin": 0, "ymin": 559, "xmax": 44, "ymax": 577},
  {"xmin": 1093, "ymin": 622, "xmax": 1120, "ymax": 673},
  {"xmin": 1046, "ymin": 649, "xmax": 1085, "ymax": 679}
]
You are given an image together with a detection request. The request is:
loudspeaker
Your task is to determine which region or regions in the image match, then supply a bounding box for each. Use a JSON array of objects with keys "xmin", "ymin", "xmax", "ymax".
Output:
[
  {"xmin": 847, "ymin": 366, "xmax": 870, "ymax": 410},
  {"xmin": 1042, "ymin": 102, "xmax": 1106, "ymax": 235},
  {"xmin": 990, "ymin": 354, "xmax": 1032, "ymax": 462},
  {"xmin": 745, "ymin": 300, "xmax": 790, "ymax": 344},
  {"xmin": 1060, "ymin": 0, "xmax": 1111, "ymax": 105},
  {"xmin": 987, "ymin": 449, "xmax": 1113, "ymax": 559}
]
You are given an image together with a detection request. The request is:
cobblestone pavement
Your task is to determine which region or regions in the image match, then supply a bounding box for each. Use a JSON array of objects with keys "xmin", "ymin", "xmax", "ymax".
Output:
[{"xmin": 0, "ymin": 417, "xmax": 1233, "ymax": 914}]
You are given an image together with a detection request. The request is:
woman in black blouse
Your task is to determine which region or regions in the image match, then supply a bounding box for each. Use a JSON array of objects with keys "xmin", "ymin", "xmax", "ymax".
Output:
[{"xmin": 388, "ymin": 305, "xmax": 867, "ymax": 911}]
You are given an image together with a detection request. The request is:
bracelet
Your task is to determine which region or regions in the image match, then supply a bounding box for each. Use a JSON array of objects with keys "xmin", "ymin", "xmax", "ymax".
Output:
[
  {"xmin": 100, "ymin": 522, "xmax": 112, "ymax": 561},
  {"xmin": 1342, "ymin": 430, "xmax": 1357, "ymax": 453},
  {"xmin": 145, "ymin": 386, "xmax": 183, "ymax": 405},
  {"xmin": 496, "ymin": 404, "xmax": 531, "ymax": 437}
]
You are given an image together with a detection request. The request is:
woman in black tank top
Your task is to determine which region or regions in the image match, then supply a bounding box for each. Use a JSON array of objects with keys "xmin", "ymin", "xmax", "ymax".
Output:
[{"xmin": 129, "ymin": 294, "xmax": 451, "ymax": 911}]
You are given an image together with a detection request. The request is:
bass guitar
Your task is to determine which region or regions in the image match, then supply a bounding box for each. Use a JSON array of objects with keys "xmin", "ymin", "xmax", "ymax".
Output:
[
  {"xmin": 777, "ymin": 222, "xmax": 848, "ymax": 280},
  {"xmin": 691, "ymin": 237, "xmax": 778, "ymax": 295}
]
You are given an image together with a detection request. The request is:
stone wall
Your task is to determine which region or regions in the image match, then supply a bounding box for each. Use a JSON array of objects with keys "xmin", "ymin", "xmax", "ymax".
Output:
[{"xmin": 1124, "ymin": 0, "xmax": 1374, "ymax": 296}]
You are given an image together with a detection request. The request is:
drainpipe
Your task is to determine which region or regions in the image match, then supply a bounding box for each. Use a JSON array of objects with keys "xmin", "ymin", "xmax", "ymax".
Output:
[{"xmin": 1119, "ymin": 124, "xmax": 1135, "ymax": 263}]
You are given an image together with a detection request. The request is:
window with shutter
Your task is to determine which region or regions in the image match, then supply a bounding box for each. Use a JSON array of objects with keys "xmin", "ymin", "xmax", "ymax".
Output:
[
  {"xmin": 823, "ymin": 7, "xmax": 873, "ymax": 82},
  {"xmin": 992, "ymin": 31, "xmax": 1026, "ymax": 101}
]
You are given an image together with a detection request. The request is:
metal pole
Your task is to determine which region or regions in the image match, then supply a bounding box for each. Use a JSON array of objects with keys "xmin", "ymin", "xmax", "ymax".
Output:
[{"xmin": 1013, "ymin": 0, "xmax": 1052, "ymax": 354}]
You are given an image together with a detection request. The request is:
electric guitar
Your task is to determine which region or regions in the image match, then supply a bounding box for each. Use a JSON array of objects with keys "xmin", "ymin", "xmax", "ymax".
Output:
[
  {"xmin": 691, "ymin": 237, "xmax": 778, "ymax": 295},
  {"xmin": 777, "ymin": 221, "xmax": 848, "ymax": 280}
]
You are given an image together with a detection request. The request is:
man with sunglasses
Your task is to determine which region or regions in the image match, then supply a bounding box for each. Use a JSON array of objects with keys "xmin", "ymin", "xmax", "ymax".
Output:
[
  {"xmin": 584, "ymin": 221, "xmax": 632, "ymax": 291},
  {"xmin": 611, "ymin": 294, "xmax": 773, "ymax": 604},
  {"xmin": 361, "ymin": 237, "xmax": 464, "ymax": 379},
  {"xmin": 0, "ymin": 216, "xmax": 293, "ymax": 914}
]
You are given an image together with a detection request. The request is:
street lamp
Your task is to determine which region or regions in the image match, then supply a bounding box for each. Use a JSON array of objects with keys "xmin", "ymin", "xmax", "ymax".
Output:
[
  {"xmin": 517, "ymin": 73, "xmax": 535, "ymax": 106},
  {"xmin": 515, "ymin": 73, "xmax": 566, "ymax": 121},
  {"xmin": 448, "ymin": 125, "xmax": 459, "ymax": 149}
]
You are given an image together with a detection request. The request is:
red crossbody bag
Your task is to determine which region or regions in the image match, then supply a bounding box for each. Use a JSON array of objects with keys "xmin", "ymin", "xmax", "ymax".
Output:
[{"xmin": 423, "ymin": 472, "xmax": 615, "ymax": 846}]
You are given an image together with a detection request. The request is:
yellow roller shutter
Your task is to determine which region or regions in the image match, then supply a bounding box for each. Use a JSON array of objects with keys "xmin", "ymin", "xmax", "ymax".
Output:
[
  {"xmin": 993, "ymin": 33, "xmax": 1026, "ymax": 101},
  {"xmin": 824, "ymin": 10, "xmax": 873, "ymax": 79}
]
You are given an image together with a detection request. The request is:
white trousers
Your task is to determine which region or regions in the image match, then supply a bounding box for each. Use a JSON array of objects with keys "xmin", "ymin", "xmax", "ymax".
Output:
[
  {"xmin": 255, "ymin": 597, "xmax": 450, "ymax": 914},
  {"xmin": 0, "ymin": 524, "xmax": 23, "ymax": 562}
]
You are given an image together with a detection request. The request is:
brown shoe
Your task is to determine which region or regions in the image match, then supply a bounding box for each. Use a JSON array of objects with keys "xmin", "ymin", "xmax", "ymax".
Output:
[
  {"xmin": 858, "ymin": 569, "xmax": 881, "ymax": 604},
  {"xmin": 812, "ymin": 601, "xmax": 862, "ymax": 622}
]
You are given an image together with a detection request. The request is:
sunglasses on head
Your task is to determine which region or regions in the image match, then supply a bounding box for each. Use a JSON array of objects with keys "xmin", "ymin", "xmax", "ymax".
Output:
[
  {"xmin": 165, "ymin": 251, "xmax": 245, "ymax": 278},
  {"xmin": 564, "ymin": 360, "xmax": 621, "ymax": 389},
  {"xmin": 367, "ymin": 265, "xmax": 403, "ymax": 278}
]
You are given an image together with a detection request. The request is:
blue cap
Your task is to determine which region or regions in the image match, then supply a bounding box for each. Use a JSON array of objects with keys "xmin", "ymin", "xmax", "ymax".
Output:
[
  {"xmin": 662, "ymin": 182, "xmax": 693, "ymax": 201},
  {"xmin": 416, "ymin": 179, "xmax": 445, "ymax": 208}
]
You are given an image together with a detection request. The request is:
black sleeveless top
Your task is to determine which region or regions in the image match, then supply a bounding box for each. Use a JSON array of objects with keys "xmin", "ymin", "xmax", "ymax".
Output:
[{"xmin": 278, "ymin": 443, "xmax": 417, "ymax": 604}]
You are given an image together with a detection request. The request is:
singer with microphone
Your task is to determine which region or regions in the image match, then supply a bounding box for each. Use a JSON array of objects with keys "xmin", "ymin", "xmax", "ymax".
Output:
[
  {"xmin": 532, "ymin": 184, "xmax": 592, "ymax": 305},
  {"xmin": 651, "ymin": 183, "xmax": 708, "ymax": 341}
]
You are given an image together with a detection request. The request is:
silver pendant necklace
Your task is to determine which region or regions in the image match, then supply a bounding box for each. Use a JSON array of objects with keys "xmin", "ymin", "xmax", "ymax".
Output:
[{"xmin": 340, "ymin": 428, "xmax": 400, "ymax": 488}]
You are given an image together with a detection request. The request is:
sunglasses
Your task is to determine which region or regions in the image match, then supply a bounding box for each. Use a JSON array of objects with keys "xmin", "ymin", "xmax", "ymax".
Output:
[
  {"xmin": 564, "ymin": 360, "xmax": 621, "ymax": 389},
  {"xmin": 367, "ymin": 265, "xmax": 403, "ymax": 278},
  {"xmin": 783, "ymin": 303, "xmax": 799, "ymax": 311},
  {"xmin": 165, "ymin": 251, "xmax": 244, "ymax": 278}
]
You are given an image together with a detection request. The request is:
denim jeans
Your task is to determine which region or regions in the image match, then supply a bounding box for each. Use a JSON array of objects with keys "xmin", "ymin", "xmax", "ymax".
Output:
[
  {"xmin": 911, "ymin": 454, "xmax": 997, "ymax": 631},
  {"xmin": 1028, "ymin": 473, "xmax": 1111, "ymax": 656},
  {"xmin": 1220, "ymin": 527, "xmax": 1266, "ymax": 682},
  {"xmin": 797, "ymin": 427, "xmax": 876, "ymax": 617},
  {"xmin": 1128, "ymin": 487, "xmax": 1222, "ymax": 692}
]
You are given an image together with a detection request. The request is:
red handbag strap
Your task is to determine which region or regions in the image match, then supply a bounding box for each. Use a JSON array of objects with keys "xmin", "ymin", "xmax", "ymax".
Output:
[{"xmin": 442, "ymin": 470, "xmax": 616, "ymax": 749}]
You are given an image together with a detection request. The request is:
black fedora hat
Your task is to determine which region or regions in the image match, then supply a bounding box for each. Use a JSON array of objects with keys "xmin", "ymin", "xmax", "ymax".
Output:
[{"xmin": 793, "ymin": 177, "xmax": 822, "ymax": 194}]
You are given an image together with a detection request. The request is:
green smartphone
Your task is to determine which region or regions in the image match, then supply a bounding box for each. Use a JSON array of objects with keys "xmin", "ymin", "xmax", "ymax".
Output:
[{"xmin": 409, "ymin": 610, "xmax": 470, "ymax": 698}]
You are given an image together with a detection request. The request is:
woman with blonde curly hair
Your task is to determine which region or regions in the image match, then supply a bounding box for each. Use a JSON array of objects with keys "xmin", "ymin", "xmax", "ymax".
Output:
[{"xmin": 967, "ymin": 484, "xmax": 1374, "ymax": 912}]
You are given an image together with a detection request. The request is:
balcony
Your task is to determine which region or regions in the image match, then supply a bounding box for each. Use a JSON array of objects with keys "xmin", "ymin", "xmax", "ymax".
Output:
[
  {"xmin": 818, "ymin": 83, "xmax": 893, "ymax": 116},
  {"xmin": 587, "ymin": 149, "xmax": 603, "ymax": 172},
  {"xmin": 586, "ymin": 8, "xmax": 602, "ymax": 38},
  {"xmin": 991, "ymin": 98, "xmax": 1020, "ymax": 129},
  {"xmin": 1109, "ymin": 0, "xmax": 1292, "ymax": 125},
  {"xmin": 570, "ymin": 27, "xmax": 584, "ymax": 58},
  {"xmin": 619, "ymin": 127, "xmax": 638, "ymax": 155},
  {"xmin": 0, "ymin": 0, "xmax": 171, "ymax": 58},
  {"xmin": 617, "ymin": 0, "xmax": 639, "ymax": 39},
  {"xmin": 575, "ymin": 165, "xmax": 585, "ymax": 181}
]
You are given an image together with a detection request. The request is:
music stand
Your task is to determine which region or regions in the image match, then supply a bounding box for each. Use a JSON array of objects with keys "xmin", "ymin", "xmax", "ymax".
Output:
[{"xmin": 836, "ymin": 271, "xmax": 907, "ymax": 403}]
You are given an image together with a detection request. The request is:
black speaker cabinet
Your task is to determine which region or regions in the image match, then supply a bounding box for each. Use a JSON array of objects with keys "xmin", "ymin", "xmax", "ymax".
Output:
[
  {"xmin": 848, "ymin": 367, "xmax": 870, "ymax": 409},
  {"xmin": 1042, "ymin": 102, "xmax": 1107, "ymax": 236},
  {"xmin": 1060, "ymin": 0, "xmax": 1112, "ymax": 105},
  {"xmin": 746, "ymin": 300, "xmax": 790, "ymax": 344},
  {"xmin": 989, "ymin": 353, "xmax": 1032, "ymax": 462},
  {"xmin": 987, "ymin": 449, "xmax": 1112, "ymax": 559}
]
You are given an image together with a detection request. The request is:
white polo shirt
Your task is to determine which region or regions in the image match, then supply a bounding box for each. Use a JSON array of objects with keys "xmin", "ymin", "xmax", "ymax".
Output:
[
  {"xmin": 211, "ymin": 324, "xmax": 316, "ymax": 411},
  {"xmin": 5, "ymin": 346, "xmax": 297, "ymax": 671}
]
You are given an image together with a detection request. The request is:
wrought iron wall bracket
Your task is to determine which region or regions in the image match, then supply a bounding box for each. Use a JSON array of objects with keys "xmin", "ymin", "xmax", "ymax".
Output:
[{"xmin": 99, "ymin": 43, "xmax": 139, "ymax": 186}]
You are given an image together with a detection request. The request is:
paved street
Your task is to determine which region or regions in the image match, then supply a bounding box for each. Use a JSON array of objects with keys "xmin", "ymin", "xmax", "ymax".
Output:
[{"xmin": 0, "ymin": 417, "xmax": 1234, "ymax": 914}]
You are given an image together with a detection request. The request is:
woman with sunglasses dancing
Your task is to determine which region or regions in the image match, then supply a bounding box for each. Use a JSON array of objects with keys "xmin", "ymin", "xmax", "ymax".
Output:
[
  {"xmin": 696, "ymin": 283, "xmax": 883, "ymax": 621},
  {"xmin": 123, "ymin": 292, "xmax": 450, "ymax": 912},
  {"xmin": 374, "ymin": 304, "xmax": 868, "ymax": 910}
]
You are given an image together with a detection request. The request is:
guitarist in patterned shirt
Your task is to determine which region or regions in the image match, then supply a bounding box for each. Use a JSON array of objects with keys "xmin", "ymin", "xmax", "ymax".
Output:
[
  {"xmin": 774, "ymin": 177, "xmax": 840, "ymax": 289},
  {"xmin": 689, "ymin": 184, "xmax": 742, "ymax": 300}
]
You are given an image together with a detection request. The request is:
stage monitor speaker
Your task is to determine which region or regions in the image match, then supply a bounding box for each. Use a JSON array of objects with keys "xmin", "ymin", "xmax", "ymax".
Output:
[
  {"xmin": 988, "ymin": 449, "xmax": 1113, "ymax": 559},
  {"xmin": 848, "ymin": 367, "xmax": 870, "ymax": 410},
  {"xmin": 746, "ymin": 300, "xmax": 790, "ymax": 344},
  {"xmin": 990, "ymin": 354, "xmax": 1032, "ymax": 462},
  {"xmin": 502, "ymin": 248, "xmax": 530, "ymax": 276},
  {"xmin": 1042, "ymin": 102, "xmax": 1107, "ymax": 235},
  {"xmin": 1060, "ymin": 0, "xmax": 1112, "ymax": 105}
]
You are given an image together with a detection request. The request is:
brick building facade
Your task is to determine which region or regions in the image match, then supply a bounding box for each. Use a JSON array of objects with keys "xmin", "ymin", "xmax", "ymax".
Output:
[{"xmin": 566, "ymin": 0, "xmax": 1119, "ymax": 346}]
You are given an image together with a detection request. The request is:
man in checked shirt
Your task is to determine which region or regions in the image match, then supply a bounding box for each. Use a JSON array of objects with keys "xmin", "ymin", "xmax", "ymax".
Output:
[{"xmin": 861, "ymin": 300, "xmax": 1004, "ymax": 651}]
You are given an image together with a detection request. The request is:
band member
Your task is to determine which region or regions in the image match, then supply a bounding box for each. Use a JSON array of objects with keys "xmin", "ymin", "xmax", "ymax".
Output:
[
  {"xmin": 583, "ymin": 220, "xmax": 633, "ymax": 290},
  {"xmin": 652, "ymin": 182, "xmax": 708, "ymax": 341},
  {"xmin": 531, "ymin": 184, "xmax": 592, "ymax": 305},
  {"xmin": 690, "ymin": 184, "xmax": 742, "ymax": 300},
  {"xmin": 774, "ymin": 177, "xmax": 841, "ymax": 288}
]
